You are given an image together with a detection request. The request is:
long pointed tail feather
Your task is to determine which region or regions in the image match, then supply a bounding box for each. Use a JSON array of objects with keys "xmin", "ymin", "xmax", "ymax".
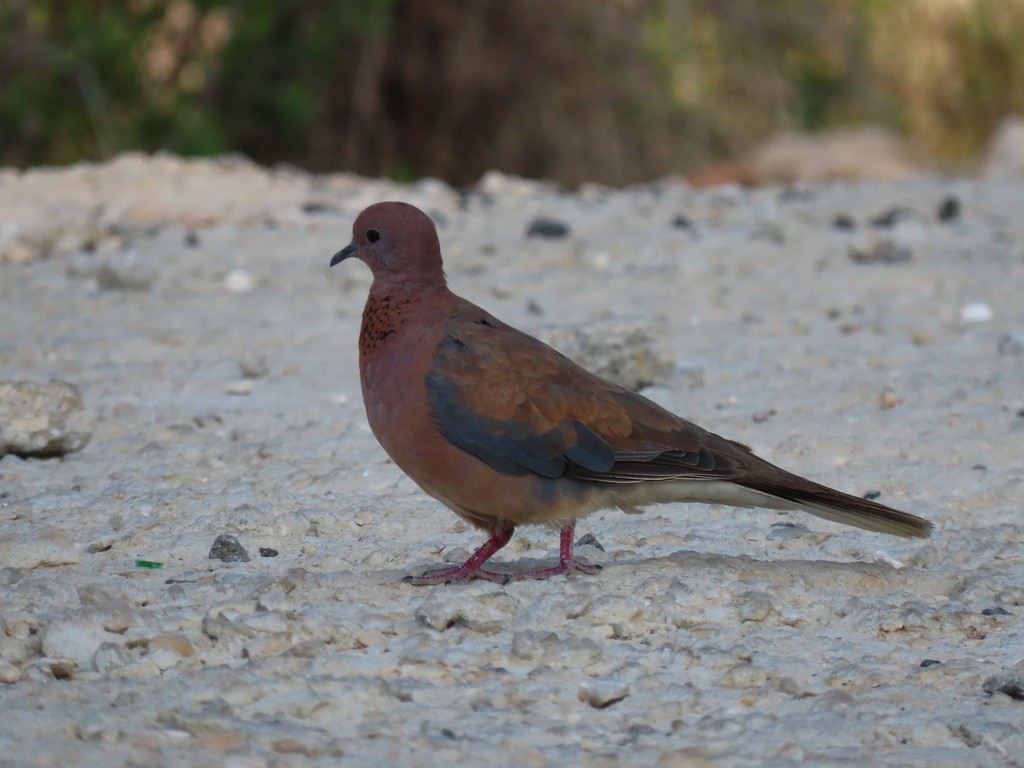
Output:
[{"xmin": 742, "ymin": 474, "xmax": 933, "ymax": 538}]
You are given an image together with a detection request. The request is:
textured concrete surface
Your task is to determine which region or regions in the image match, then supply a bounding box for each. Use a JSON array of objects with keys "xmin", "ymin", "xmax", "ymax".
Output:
[{"xmin": 1, "ymin": 156, "xmax": 1022, "ymax": 766}]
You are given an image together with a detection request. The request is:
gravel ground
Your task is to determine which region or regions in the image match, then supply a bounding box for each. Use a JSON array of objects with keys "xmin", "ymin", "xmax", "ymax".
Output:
[{"xmin": 1, "ymin": 155, "xmax": 1023, "ymax": 767}]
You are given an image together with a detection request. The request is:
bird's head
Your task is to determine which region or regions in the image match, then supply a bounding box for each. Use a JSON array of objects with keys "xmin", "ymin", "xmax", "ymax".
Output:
[{"xmin": 331, "ymin": 201, "xmax": 445, "ymax": 286}]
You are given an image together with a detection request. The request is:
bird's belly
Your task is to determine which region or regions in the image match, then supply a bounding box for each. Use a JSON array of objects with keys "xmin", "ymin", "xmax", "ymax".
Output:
[{"xmin": 360, "ymin": 347, "xmax": 612, "ymax": 529}]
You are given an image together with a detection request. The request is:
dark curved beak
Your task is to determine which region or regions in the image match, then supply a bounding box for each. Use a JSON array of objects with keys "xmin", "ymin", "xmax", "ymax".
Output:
[{"xmin": 330, "ymin": 242, "xmax": 359, "ymax": 267}]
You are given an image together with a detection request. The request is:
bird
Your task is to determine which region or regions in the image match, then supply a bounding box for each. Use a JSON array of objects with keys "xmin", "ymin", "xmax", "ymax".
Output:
[{"xmin": 330, "ymin": 201, "xmax": 933, "ymax": 585}]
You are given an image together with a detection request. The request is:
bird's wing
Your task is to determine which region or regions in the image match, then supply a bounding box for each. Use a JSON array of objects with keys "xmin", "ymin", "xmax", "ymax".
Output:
[{"xmin": 424, "ymin": 308, "xmax": 751, "ymax": 482}]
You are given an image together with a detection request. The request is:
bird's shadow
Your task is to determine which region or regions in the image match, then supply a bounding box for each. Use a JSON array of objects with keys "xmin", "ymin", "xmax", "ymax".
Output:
[{"xmin": 389, "ymin": 547, "xmax": 955, "ymax": 594}]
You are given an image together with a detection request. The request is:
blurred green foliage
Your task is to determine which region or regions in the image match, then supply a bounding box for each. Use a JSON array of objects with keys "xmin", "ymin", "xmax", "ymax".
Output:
[
  {"xmin": 0, "ymin": 0, "xmax": 393, "ymax": 166},
  {"xmin": 1, "ymin": 0, "xmax": 1023, "ymax": 182},
  {"xmin": 864, "ymin": 0, "xmax": 1024, "ymax": 160},
  {"xmin": 196, "ymin": 0, "xmax": 393, "ymax": 161}
]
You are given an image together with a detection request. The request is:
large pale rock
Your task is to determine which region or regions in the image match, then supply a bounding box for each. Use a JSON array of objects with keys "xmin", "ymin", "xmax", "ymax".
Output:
[
  {"xmin": 0, "ymin": 380, "xmax": 93, "ymax": 458},
  {"xmin": 751, "ymin": 125, "xmax": 927, "ymax": 183},
  {"xmin": 0, "ymin": 526, "xmax": 81, "ymax": 567},
  {"xmin": 41, "ymin": 617, "xmax": 124, "ymax": 672}
]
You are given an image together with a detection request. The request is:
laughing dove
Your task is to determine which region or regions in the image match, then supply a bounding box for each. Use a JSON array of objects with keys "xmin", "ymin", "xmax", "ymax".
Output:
[{"xmin": 330, "ymin": 202, "xmax": 932, "ymax": 585}]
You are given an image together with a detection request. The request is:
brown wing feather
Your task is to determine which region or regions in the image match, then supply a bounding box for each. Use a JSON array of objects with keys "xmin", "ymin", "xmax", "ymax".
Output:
[{"xmin": 425, "ymin": 303, "xmax": 741, "ymax": 482}]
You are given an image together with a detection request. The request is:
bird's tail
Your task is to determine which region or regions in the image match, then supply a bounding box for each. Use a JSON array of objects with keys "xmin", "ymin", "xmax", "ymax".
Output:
[{"xmin": 742, "ymin": 473, "xmax": 933, "ymax": 538}]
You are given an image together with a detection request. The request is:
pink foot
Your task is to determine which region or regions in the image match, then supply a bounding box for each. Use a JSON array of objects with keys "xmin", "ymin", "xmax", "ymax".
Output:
[
  {"xmin": 404, "ymin": 527, "xmax": 514, "ymax": 585},
  {"xmin": 511, "ymin": 525, "xmax": 601, "ymax": 581},
  {"xmin": 403, "ymin": 524, "xmax": 601, "ymax": 585}
]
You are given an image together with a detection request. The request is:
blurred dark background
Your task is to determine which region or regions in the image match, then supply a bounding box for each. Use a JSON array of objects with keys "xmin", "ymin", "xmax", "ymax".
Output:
[{"xmin": 2, "ymin": 0, "xmax": 1023, "ymax": 186}]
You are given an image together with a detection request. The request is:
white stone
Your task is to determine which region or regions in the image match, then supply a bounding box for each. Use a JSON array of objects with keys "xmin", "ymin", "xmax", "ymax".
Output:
[
  {"xmin": 42, "ymin": 618, "xmax": 124, "ymax": 671},
  {"xmin": 960, "ymin": 301, "xmax": 993, "ymax": 323},
  {"xmin": 224, "ymin": 268, "xmax": 255, "ymax": 293}
]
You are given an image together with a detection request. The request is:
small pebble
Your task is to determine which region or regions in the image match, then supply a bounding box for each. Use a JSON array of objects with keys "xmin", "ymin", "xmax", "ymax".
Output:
[
  {"xmin": 93, "ymin": 642, "xmax": 131, "ymax": 674},
  {"xmin": 2, "ymin": 242, "xmax": 38, "ymax": 264},
  {"xmin": 578, "ymin": 679, "xmax": 629, "ymax": 708},
  {"xmin": 526, "ymin": 218, "xmax": 570, "ymax": 239},
  {"xmin": 256, "ymin": 591, "xmax": 290, "ymax": 613},
  {"xmin": 148, "ymin": 646, "xmax": 184, "ymax": 671},
  {"xmin": 871, "ymin": 551, "xmax": 905, "ymax": 569},
  {"xmin": 767, "ymin": 522, "xmax": 810, "ymax": 541},
  {"xmin": 982, "ymin": 675, "xmax": 1024, "ymax": 700},
  {"xmin": 920, "ymin": 659, "xmax": 942, "ymax": 668},
  {"xmin": 259, "ymin": 547, "xmax": 279, "ymax": 558},
  {"xmin": 0, "ymin": 661, "xmax": 21, "ymax": 684},
  {"xmin": 960, "ymin": 302, "xmax": 993, "ymax": 323},
  {"xmin": 750, "ymin": 220, "xmax": 785, "ymax": 244},
  {"xmin": 981, "ymin": 607, "xmax": 1013, "ymax": 616},
  {"xmin": 671, "ymin": 214, "xmax": 693, "ymax": 229},
  {"xmin": 849, "ymin": 239, "xmax": 912, "ymax": 265},
  {"xmin": 575, "ymin": 533, "xmax": 605, "ymax": 551},
  {"xmin": 996, "ymin": 333, "xmax": 1024, "ymax": 356},
  {"xmin": 96, "ymin": 262, "xmax": 152, "ymax": 292},
  {"xmin": 193, "ymin": 412, "xmax": 223, "ymax": 429},
  {"xmin": 778, "ymin": 186, "xmax": 814, "ymax": 203},
  {"xmin": 224, "ymin": 268, "xmax": 255, "ymax": 293},
  {"xmin": 301, "ymin": 201, "xmax": 336, "ymax": 214},
  {"xmin": 149, "ymin": 633, "xmax": 196, "ymax": 657},
  {"xmin": 46, "ymin": 660, "xmax": 75, "ymax": 680},
  {"xmin": 870, "ymin": 206, "xmax": 911, "ymax": 228},
  {"xmin": 209, "ymin": 533, "xmax": 250, "ymax": 563},
  {"xmin": 832, "ymin": 214, "xmax": 856, "ymax": 230},
  {"xmin": 879, "ymin": 390, "xmax": 903, "ymax": 409},
  {"xmin": 415, "ymin": 588, "xmax": 522, "ymax": 634},
  {"xmin": 224, "ymin": 380, "xmax": 254, "ymax": 396},
  {"xmin": 273, "ymin": 737, "xmax": 317, "ymax": 756},
  {"xmin": 201, "ymin": 615, "xmax": 256, "ymax": 643},
  {"xmin": 720, "ymin": 663, "xmax": 769, "ymax": 689},
  {"xmin": 237, "ymin": 353, "xmax": 270, "ymax": 379},
  {"xmin": 937, "ymin": 196, "xmax": 961, "ymax": 222},
  {"xmin": 736, "ymin": 593, "xmax": 774, "ymax": 623}
]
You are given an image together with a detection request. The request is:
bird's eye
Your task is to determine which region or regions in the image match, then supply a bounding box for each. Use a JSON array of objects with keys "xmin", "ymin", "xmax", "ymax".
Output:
[{"xmin": 366, "ymin": 228, "xmax": 381, "ymax": 243}]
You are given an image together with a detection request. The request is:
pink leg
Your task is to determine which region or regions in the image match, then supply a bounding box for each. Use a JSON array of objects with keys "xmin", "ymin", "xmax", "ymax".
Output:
[
  {"xmin": 511, "ymin": 523, "xmax": 602, "ymax": 581},
  {"xmin": 404, "ymin": 527, "xmax": 515, "ymax": 585}
]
